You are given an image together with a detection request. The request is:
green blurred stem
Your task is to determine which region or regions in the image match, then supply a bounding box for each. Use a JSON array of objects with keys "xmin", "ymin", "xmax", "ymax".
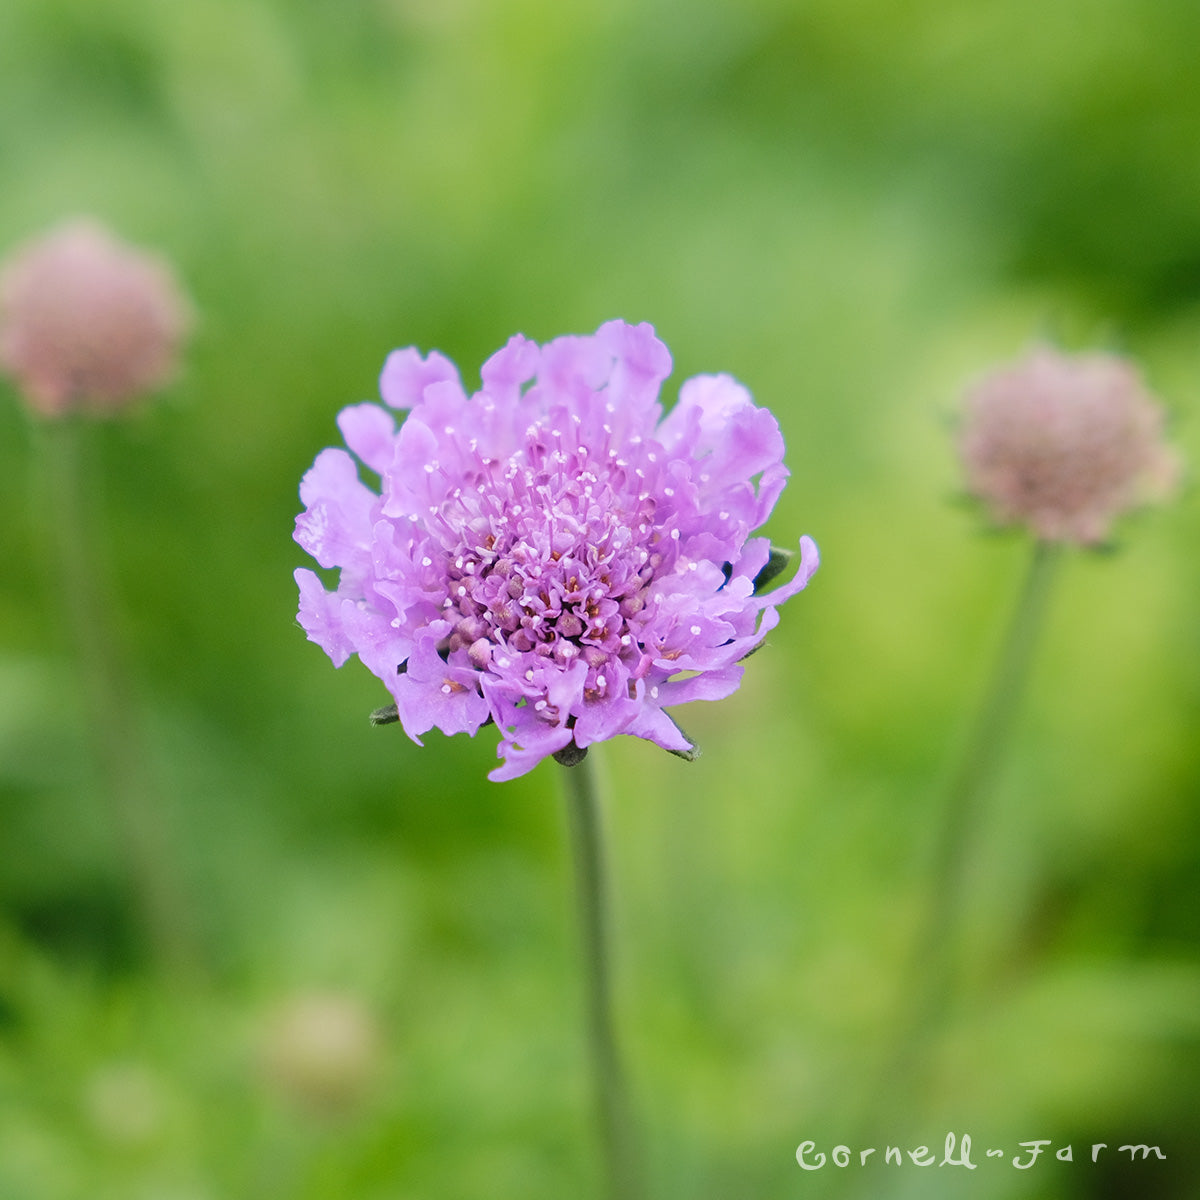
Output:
[
  {"xmin": 562, "ymin": 753, "xmax": 643, "ymax": 1200},
  {"xmin": 922, "ymin": 537, "xmax": 1062, "ymax": 1009},
  {"xmin": 37, "ymin": 418, "xmax": 201, "ymax": 979}
]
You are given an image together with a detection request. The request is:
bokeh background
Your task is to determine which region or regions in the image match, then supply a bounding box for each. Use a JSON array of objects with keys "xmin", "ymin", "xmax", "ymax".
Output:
[{"xmin": 1, "ymin": 1, "xmax": 1198, "ymax": 1197}]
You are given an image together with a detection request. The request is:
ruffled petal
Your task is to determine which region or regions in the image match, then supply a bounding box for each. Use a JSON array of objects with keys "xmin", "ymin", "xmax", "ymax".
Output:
[
  {"xmin": 622, "ymin": 704, "xmax": 694, "ymax": 754},
  {"xmin": 481, "ymin": 334, "xmax": 540, "ymax": 404},
  {"xmin": 379, "ymin": 347, "xmax": 463, "ymax": 410},
  {"xmin": 294, "ymin": 448, "xmax": 377, "ymax": 571},
  {"xmin": 755, "ymin": 535, "xmax": 820, "ymax": 607},
  {"xmin": 337, "ymin": 403, "xmax": 396, "ymax": 475},
  {"xmin": 295, "ymin": 568, "xmax": 355, "ymax": 667}
]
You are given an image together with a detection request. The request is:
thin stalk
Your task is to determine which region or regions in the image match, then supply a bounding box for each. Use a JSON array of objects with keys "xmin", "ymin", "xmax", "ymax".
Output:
[
  {"xmin": 922, "ymin": 538, "xmax": 1061, "ymax": 988},
  {"xmin": 561, "ymin": 752, "xmax": 643, "ymax": 1200},
  {"xmin": 35, "ymin": 418, "xmax": 201, "ymax": 979},
  {"xmin": 857, "ymin": 540, "xmax": 1062, "ymax": 1178},
  {"xmin": 885, "ymin": 537, "xmax": 1061, "ymax": 1078}
]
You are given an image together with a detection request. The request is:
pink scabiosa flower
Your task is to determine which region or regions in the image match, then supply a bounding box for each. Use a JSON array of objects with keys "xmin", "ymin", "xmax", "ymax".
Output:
[
  {"xmin": 959, "ymin": 346, "xmax": 1178, "ymax": 544},
  {"xmin": 295, "ymin": 320, "xmax": 818, "ymax": 780},
  {"xmin": 0, "ymin": 219, "xmax": 190, "ymax": 417}
]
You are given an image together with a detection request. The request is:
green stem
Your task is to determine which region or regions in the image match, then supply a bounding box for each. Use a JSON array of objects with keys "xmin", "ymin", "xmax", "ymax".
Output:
[
  {"xmin": 35, "ymin": 418, "xmax": 201, "ymax": 979},
  {"xmin": 561, "ymin": 752, "xmax": 643, "ymax": 1200},
  {"xmin": 895, "ymin": 537, "xmax": 1062, "ymax": 1057},
  {"xmin": 855, "ymin": 541, "xmax": 1062, "ymax": 1179},
  {"xmin": 929, "ymin": 540, "xmax": 1060, "ymax": 959}
]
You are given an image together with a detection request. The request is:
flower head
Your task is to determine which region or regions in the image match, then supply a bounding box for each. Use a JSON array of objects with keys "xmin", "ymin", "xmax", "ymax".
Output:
[
  {"xmin": 0, "ymin": 219, "xmax": 190, "ymax": 417},
  {"xmin": 295, "ymin": 321, "xmax": 818, "ymax": 780},
  {"xmin": 958, "ymin": 346, "xmax": 1178, "ymax": 544}
]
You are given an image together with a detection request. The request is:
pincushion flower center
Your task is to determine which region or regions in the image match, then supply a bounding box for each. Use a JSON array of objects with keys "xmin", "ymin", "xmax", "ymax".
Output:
[{"xmin": 433, "ymin": 422, "xmax": 667, "ymax": 702}]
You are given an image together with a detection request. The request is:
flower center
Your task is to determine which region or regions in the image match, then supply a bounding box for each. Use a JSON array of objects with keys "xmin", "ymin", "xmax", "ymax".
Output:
[{"xmin": 429, "ymin": 423, "xmax": 675, "ymax": 697}]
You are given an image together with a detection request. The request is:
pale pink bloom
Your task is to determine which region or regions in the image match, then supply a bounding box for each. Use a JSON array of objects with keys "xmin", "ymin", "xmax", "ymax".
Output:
[
  {"xmin": 0, "ymin": 219, "xmax": 190, "ymax": 416},
  {"xmin": 959, "ymin": 346, "xmax": 1178, "ymax": 544}
]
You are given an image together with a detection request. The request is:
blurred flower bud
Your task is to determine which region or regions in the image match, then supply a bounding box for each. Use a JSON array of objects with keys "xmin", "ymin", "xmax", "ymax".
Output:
[
  {"xmin": 260, "ymin": 991, "xmax": 380, "ymax": 1115},
  {"xmin": 958, "ymin": 346, "xmax": 1179, "ymax": 544},
  {"xmin": 84, "ymin": 1061, "xmax": 166, "ymax": 1145},
  {"xmin": 0, "ymin": 219, "xmax": 190, "ymax": 417}
]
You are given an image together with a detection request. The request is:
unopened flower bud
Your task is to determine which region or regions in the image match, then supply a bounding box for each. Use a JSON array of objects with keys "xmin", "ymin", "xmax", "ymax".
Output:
[
  {"xmin": 84, "ymin": 1061, "xmax": 166, "ymax": 1145},
  {"xmin": 958, "ymin": 346, "xmax": 1178, "ymax": 544},
  {"xmin": 0, "ymin": 219, "xmax": 190, "ymax": 417},
  {"xmin": 260, "ymin": 991, "xmax": 381, "ymax": 1115}
]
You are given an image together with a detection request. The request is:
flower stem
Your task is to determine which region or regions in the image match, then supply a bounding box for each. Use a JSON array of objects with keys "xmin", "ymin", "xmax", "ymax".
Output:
[
  {"xmin": 909, "ymin": 538, "xmax": 1062, "ymax": 1036},
  {"xmin": 561, "ymin": 752, "xmax": 643, "ymax": 1200},
  {"xmin": 858, "ymin": 540, "xmax": 1062, "ymax": 1165},
  {"xmin": 35, "ymin": 418, "xmax": 202, "ymax": 980}
]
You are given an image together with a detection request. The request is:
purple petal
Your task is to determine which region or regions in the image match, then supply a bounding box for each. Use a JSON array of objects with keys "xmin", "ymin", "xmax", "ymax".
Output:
[
  {"xmin": 379, "ymin": 347, "xmax": 462, "ymax": 410},
  {"xmin": 295, "ymin": 568, "xmax": 355, "ymax": 667},
  {"xmin": 489, "ymin": 720, "xmax": 574, "ymax": 782},
  {"xmin": 295, "ymin": 448, "xmax": 376, "ymax": 571},
  {"xmin": 481, "ymin": 334, "xmax": 540, "ymax": 403},
  {"xmin": 597, "ymin": 320, "xmax": 672, "ymax": 410},
  {"xmin": 622, "ymin": 704, "xmax": 694, "ymax": 753},
  {"xmin": 657, "ymin": 664, "xmax": 745, "ymax": 705},
  {"xmin": 756, "ymin": 535, "xmax": 820, "ymax": 607},
  {"xmin": 337, "ymin": 403, "xmax": 396, "ymax": 474}
]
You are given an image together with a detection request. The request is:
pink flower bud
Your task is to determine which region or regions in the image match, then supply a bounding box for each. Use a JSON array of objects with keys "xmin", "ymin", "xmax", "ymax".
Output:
[
  {"xmin": 958, "ymin": 346, "xmax": 1178, "ymax": 545},
  {"xmin": 0, "ymin": 219, "xmax": 190, "ymax": 417}
]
